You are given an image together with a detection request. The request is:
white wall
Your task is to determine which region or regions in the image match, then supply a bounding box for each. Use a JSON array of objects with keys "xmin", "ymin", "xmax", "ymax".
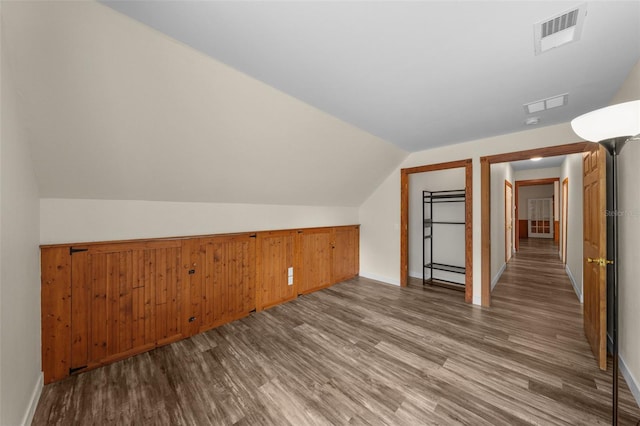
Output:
[
  {"xmin": 560, "ymin": 154, "xmax": 584, "ymax": 303},
  {"xmin": 489, "ymin": 162, "xmax": 513, "ymax": 289},
  {"xmin": 0, "ymin": 30, "xmax": 42, "ymax": 425},
  {"xmin": 518, "ymin": 184, "xmax": 554, "ymax": 220},
  {"xmin": 610, "ymin": 59, "xmax": 640, "ymax": 405},
  {"xmin": 40, "ymin": 199, "xmax": 358, "ymax": 245},
  {"xmin": 2, "ymin": 1, "xmax": 407, "ymax": 208},
  {"xmin": 408, "ymin": 169, "xmax": 465, "ymax": 282},
  {"xmin": 359, "ymin": 121, "xmax": 580, "ymax": 303}
]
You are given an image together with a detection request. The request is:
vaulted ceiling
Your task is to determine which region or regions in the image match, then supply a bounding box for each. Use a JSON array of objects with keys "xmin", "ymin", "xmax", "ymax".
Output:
[
  {"xmin": 1, "ymin": 1, "xmax": 638, "ymax": 206},
  {"xmin": 101, "ymin": 0, "xmax": 640, "ymax": 152}
]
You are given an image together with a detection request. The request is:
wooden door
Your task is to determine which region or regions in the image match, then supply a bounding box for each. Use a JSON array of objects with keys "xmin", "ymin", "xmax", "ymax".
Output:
[
  {"xmin": 297, "ymin": 228, "xmax": 332, "ymax": 295},
  {"xmin": 505, "ymin": 181, "xmax": 513, "ymax": 263},
  {"xmin": 199, "ymin": 234, "xmax": 256, "ymax": 331},
  {"xmin": 332, "ymin": 226, "xmax": 360, "ymax": 283},
  {"xmin": 256, "ymin": 230, "xmax": 296, "ymax": 311},
  {"xmin": 70, "ymin": 242, "xmax": 183, "ymax": 370},
  {"xmin": 583, "ymin": 145, "xmax": 607, "ymax": 370}
]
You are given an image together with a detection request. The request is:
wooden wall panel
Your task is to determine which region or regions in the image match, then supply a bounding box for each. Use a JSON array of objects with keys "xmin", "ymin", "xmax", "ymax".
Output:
[
  {"xmin": 77, "ymin": 243, "xmax": 182, "ymax": 367},
  {"xmin": 41, "ymin": 247, "xmax": 72, "ymax": 384},
  {"xmin": 70, "ymin": 250, "xmax": 89, "ymax": 371},
  {"xmin": 518, "ymin": 220, "xmax": 528, "ymax": 239},
  {"xmin": 200, "ymin": 235, "xmax": 256, "ymax": 331},
  {"xmin": 181, "ymin": 238, "xmax": 204, "ymax": 337},
  {"xmin": 332, "ymin": 226, "xmax": 359, "ymax": 283},
  {"xmin": 298, "ymin": 229, "xmax": 332, "ymax": 295},
  {"xmin": 41, "ymin": 225, "xmax": 359, "ymax": 382},
  {"xmin": 256, "ymin": 230, "xmax": 296, "ymax": 311},
  {"xmin": 154, "ymin": 246, "xmax": 183, "ymax": 346}
]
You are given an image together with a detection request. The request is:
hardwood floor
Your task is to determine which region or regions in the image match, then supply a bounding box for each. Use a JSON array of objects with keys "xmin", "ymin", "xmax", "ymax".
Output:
[{"xmin": 33, "ymin": 239, "xmax": 640, "ymax": 425}]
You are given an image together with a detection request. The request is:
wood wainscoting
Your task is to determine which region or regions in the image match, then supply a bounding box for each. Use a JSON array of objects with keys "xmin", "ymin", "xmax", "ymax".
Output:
[
  {"xmin": 40, "ymin": 225, "xmax": 359, "ymax": 384},
  {"xmin": 518, "ymin": 219, "xmax": 528, "ymax": 239}
]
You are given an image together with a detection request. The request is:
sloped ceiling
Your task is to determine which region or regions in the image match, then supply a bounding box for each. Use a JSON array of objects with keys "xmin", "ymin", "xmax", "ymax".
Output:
[
  {"xmin": 100, "ymin": 1, "xmax": 640, "ymax": 152},
  {"xmin": 0, "ymin": 1, "xmax": 407, "ymax": 206}
]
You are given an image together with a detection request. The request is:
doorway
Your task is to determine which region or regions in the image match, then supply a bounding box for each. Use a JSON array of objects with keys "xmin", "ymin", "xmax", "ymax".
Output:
[
  {"xmin": 504, "ymin": 181, "xmax": 513, "ymax": 263},
  {"xmin": 400, "ymin": 159, "xmax": 473, "ymax": 303},
  {"xmin": 480, "ymin": 142, "xmax": 593, "ymax": 306},
  {"xmin": 482, "ymin": 142, "xmax": 610, "ymax": 372}
]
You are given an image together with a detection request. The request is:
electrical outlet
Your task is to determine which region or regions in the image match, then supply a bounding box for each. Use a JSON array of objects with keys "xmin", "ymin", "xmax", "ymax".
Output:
[{"xmin": 288, "ymin": 267, "xmax": 293, "ymax": 285}]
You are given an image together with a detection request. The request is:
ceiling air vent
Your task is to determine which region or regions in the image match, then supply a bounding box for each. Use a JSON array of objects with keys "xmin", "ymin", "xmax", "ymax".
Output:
[{"xmin": 534, "ymin": 3, "xmax": 587, "ymax": 55}]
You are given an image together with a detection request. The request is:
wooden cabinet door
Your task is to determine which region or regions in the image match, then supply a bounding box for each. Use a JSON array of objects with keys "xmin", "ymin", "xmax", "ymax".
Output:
[
  {"xmin": 256, "ymin": 230, "xmax": 296, "ymax": 311},
  {"xmin": 70, "ymin": 242, "xmax": 183, "ymax": 370},
  {"xmin": 332, "ymin": 226, "xmax": 360, "ymax": 283},
  {"xmin": 199, "ymin": 234, "xmax": 256, "ymax": 331},
  {"xmin": 297, "ymin": 228, "xmax": 332, "ymax": 295}
]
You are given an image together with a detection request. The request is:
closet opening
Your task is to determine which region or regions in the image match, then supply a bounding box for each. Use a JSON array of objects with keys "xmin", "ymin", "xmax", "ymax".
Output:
[{"xmin": 400, "ymin": 159, "xmax": 472, "ymax": 303}]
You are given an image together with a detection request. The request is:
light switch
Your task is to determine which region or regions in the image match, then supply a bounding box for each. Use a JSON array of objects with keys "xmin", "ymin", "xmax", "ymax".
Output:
[{"xmin": 287, "ymin": 267, "xmax": 293, "ymax": 285}]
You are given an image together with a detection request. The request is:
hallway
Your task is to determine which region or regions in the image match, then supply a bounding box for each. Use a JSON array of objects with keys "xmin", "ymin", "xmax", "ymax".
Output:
[{"xmin": 492, "ymin": 238, "xmax": 640, "ymax": 424}]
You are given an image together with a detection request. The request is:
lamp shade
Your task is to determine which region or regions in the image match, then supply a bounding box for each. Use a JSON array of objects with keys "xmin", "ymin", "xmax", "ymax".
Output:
[{"xmin": 571, "ymin": 100, "xmax": 640, "ymax": 142}]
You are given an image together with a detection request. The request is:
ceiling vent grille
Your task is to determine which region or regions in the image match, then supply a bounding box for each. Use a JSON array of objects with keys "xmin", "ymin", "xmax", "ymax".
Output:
[
  {"xmin": 534, "ymin": 3, "xmax": 587, "ymax": 55},
  {"xmin": 541, "ymin": 10, "xmax": 578, "ymax": 38}
]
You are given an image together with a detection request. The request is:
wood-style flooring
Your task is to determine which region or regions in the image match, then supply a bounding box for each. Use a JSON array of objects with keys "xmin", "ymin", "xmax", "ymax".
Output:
[{"xmin": 33, "ymin": 238, "xmax": 640, "ymax": 425}]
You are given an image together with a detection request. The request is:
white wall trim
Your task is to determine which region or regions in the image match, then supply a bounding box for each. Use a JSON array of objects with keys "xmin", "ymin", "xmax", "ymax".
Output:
[
  {"xmin": 359, "ymin": 271, "xmax": 400, "ymax": 286},
  {"xmin": 565, "ymin": 265, "xmax": 583, "ymax": 303},
  {"xmin": 491, "ymin": 262, "xmax": 507, "ymax": 291},
  {"xmin": 620, "ymin": 354, "xmax": 640, "ymax": 408},
  {"xmin": 20, "ymin": 372, "xmax": 43, "ymax": 426}
]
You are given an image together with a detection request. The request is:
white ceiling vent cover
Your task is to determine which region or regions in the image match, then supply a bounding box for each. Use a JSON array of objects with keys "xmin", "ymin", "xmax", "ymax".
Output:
[{"xmin": 534, "ymin": 3, "xmax": 587, "ymax": 55}]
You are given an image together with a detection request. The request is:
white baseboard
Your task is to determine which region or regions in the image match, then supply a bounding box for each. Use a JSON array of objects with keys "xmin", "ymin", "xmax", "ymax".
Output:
[
  {"xmin": 565, "ymin": 265, "xmax": 583, "ymax": 303},
  {"xmin": 359, "ymin": 271, "xmax": 400, "ymax": 286},
  {"xmin": 409, "ymin": 270, "xmax": 422, "ymax": 280},
  {"xmin": 620, "ymin": 354, "xmax": 640, "ymax": 408},
  {"xmin": 21, "ymin": 372, "xmax": 43, "ymax": 426},
  {"xmin": 491, "ymin": 263, "xmax": 506, "ymax": 291}
]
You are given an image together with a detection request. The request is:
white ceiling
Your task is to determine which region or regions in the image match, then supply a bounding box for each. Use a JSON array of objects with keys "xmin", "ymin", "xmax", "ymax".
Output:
[
  {"xmin": 510, "ymin": 155, "xmax": 567, "ymax": 171},
  {"xmin": 101, "ymin": 0, "xmax": 640, "ymax": 152}
]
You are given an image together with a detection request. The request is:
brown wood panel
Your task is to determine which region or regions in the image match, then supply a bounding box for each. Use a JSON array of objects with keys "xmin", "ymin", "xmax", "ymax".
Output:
[
  {"xmin": 41, "ymin": 225, "xmax": 359, "ymax": 383},
  {"xmin": 298, "ymin": 228, "xmax": 333, "ymax": 295},
  {"xmin": 41, "ymin": 247, "xmax": 72, "ymax": 384},
  {"xmin": 332, "ymin": 226, "xmax": 359, "ymax": 283},
  {"xmin": 156, "ymin": 247, "xmax": 183, "ymax": 345},
  {"xmin": 554, "ymin": 221, "xmax": 559, "ymax": 243},
  {"xmin": 200, "ymin": 234, "xmax": 256, "ymax": 331},
  {"xmin": 484, "ymin": 142, "xmax": 592, "ymax": 164},
  {"xmin": 81, "ymin": 244, "xmax": 182, "ymax": 365},
  {"xmin": 481, "ymin": 157, "xmax": 491, "ymax": 306},
  {"xmin": 181, "ymin": 238, "xmax": 203, "ymax": 337},
  {"xmin": 464, "ymin": 161, "xmax": 473, "ymax": 303},
  {"xmin": 518, "ymin": 220, "xmax": 529, "ymax": 239},
  {"xmin": 70, "ymin": 250, "xmax": 89, "ymax": 371},
  {"xmin": 256, "ymin": 230, "xmax": 296, "ymax": 311},
  {"xmin": 582, "ymin": 145, "xmax": 607, "ymax": 370}
]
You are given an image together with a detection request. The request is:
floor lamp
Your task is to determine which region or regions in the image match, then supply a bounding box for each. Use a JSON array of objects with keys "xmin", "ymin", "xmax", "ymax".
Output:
[{"xmin": 571, "ymin": 99, "xmax": 640, "ymax": 425}]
